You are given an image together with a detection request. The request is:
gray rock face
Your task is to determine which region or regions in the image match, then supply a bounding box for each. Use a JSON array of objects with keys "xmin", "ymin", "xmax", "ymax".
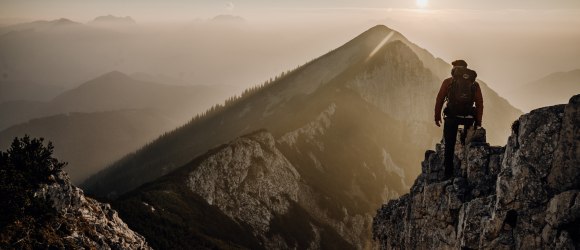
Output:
[
  {"xmin": 548, "ymin": 94, "xmax": 580, "ymax": 192},
  {"xmin": 28, "ymin": 170, "xmax": 151, "ymax": 249},
  {"xmin": 113, "ymin": 129, "xmax": 355, "ymax": 249},
  {"xmin": 187, "ymin": 130, "xmax": 300, "ymax": 237},
  {"xmin": 373, "ymin": 94, "xmax": 580, "ymax": 249}
]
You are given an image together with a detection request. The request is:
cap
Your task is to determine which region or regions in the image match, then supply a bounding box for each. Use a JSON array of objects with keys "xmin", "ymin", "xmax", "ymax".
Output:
[{"xmin": 451, "ymin": 60, "xmax": 468, "ymax": 67}]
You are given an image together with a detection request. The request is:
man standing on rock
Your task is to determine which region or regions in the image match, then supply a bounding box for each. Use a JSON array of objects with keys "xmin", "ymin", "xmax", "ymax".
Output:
[{"xmin": 434, "ymin": 60, "xmax": 484, "ymax": 179}]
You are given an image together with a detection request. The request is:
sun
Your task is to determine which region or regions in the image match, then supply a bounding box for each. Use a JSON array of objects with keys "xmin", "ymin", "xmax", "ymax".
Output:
[{"xmin": 416, "ymin": 0, "xmax": 428, "ymax": 8}]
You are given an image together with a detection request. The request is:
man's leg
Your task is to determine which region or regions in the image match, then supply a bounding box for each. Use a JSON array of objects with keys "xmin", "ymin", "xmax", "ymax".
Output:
[
  {"xmin": 460, "ymin": 118, "xmax": 474, "ymax": 145},
  {"xmin": 443, "ymin": 117, "xmax": 459, "ymax": 178}
]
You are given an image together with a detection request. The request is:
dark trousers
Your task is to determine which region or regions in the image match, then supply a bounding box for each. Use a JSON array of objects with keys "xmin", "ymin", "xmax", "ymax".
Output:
[{"xmin": 443, "ymin": 117, "xmax": 474, "ymax": 177}]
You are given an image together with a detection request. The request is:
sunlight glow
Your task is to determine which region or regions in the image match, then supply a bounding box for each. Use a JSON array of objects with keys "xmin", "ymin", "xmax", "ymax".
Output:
[
  {"xmin": 367, "ymin": 30, "xmax": 395, "ymax": 61},
  {"xmin": 416, "ymin": 0, "xmax": 428, "ymax": 8}
]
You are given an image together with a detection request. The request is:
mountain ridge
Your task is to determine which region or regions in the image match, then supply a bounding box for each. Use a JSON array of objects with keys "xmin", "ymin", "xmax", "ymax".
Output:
[
  {"xmin": 89, "ymin": 15, "xmax": 136, "ymax": 25},
  {"xmin": 1, "ymin": 70, "xmax": 229, "ymax": 129},
  {"xmin": 0, "ymin": 18, "xmax": 83, "ymax": 35},
  {"xmin": 507, "ymin": 69, "xmax": 580, "ymax": 112}
]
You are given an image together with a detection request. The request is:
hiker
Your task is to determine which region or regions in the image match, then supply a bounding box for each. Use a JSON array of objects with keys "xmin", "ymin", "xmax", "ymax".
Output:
[{"xmin": 434, "ymin": 60, "xmax": 484, "ymax": 179}]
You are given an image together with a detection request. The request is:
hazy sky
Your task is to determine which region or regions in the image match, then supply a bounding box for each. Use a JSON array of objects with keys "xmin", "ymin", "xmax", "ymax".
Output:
[
  {"xmin": 2, "ymin": 0, "xmax": 580, "ymax": 22},
  {"xmin": 1, "ymin": 0, "xmax": 579, "ymax": 95}
]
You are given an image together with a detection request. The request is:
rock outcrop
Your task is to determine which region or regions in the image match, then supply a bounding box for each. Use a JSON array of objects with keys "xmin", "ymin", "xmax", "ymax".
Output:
[
  {"xmin": 113, "ymin": 130, "xmax": 353, "ymax": 249},
  {"xmin": 0, "ymin": 150, "xmax": 151, "ymax": 250},
  {"xmin": 373, "ymin": 94, "xmax": 580, "ymax": 249},
  {"xmin": 186, "ymin": 130, "xmax": 301, "ymax": 246}
]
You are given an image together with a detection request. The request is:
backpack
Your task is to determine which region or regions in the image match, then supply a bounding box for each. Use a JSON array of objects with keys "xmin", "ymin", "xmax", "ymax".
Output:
[{"xmin": 446, "ymin": 67, "xmax": 477, "ymax": 117}]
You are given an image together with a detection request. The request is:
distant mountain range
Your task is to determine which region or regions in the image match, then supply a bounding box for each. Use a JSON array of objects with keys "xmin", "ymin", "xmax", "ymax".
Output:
[
  {"xmin": 0, "ymin": 71, "xmax": 228, "ymax": 130},
  {"xmin": 89, "ymin": 15, "xmax": 136, "ymax": 25},
  {"xmin": 0, "ymin": 18, "xmax": 122, "ymax": 87},
  {"xmin": 83, "ymin": 25, "xmax": 522, "ymax": 248},
  {"xmin": 0, "ymin": 18, "xmax": 81, "ymax": 35},
  {"xmin": 507, "ymin": 69, "xmax": 580, "ymax": 112},
  {"xmin": 0, "ymin": 71, "xmax": 230, "ymax": 183},
  {"xmin": 0, "ymin": 109, "xmax": 174, "ymax": 184}
]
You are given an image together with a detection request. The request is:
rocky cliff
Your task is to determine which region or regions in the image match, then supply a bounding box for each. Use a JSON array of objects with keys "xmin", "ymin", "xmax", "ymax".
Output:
[
  {"xmin": 373, "ymin": 94, "xmax": 580, "ymax": 249},
  {"xmin": 0, "ymin": 137, "xmax": 151, "ymax": 249},
  {"xmin": 113, "ymin": 130, "xmax": 353, "ymax": 249}
]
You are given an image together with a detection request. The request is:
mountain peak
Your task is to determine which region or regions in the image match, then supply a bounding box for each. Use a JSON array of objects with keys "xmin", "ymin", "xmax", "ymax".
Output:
[
  {"xmin": 28, "ymin": 18, "xmax": 80, "ymax": 27},
  {"xmin": 360, "ymin": 24, "xmax": 398, "ymax": 39},
  {"xmin": 209, "ymin": 15, "xmax": 246, "ymax": 23},
  {"xmin": 90, "ymin": 15, "xmax": 136, "ymax": 25},
  {"xmin": 341, "ymin": 24, "xmax": 402, "ymax": 56},
  {"xmin": 368, "ymin": 24, "xmax": 393, "ymax": 34},
  {"xmin": 50, "ymin": 18, "xmax": 78, "ymax": 26},
  {"xmin": 96, "ymin": 70, "xmax": 131, "ymax": 81}
]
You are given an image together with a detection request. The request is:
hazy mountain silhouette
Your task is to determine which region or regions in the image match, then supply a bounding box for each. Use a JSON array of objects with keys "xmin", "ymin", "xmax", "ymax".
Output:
[
  {"xmin": 507, "ymin": 69, "xmax": 580, "ymax": 112},
  {"xmin": 0, "ymin": 18, "xmax": 81, "ymax": 35},
  {"xmin": 89, "ymin": 15, "xmax": 136, "ymax": 26},
  {"xmin": 83, "ymin": 25, "xmax": 521, "ymax": 247},
  {"xmin": 0, "ymin": 110, "xmax": 176, "ymax": 184},
  {"xmin": 46, "ymin": 71, "xmax": 227, "ymax": 121},
  {"xmin": 130, "ymin": 72, "xmax": 186, "ymax": 85},
  {"xmin": 0, "ymin": 71, "xmax": 229, "ymax": 130},
  {"xmin": 0, "ymin": 72, "xmax": 230, "ymax": 183}
]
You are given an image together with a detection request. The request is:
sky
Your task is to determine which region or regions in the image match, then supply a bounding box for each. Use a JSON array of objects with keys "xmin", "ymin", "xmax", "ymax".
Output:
[
  {"xmin": 1, "ymin": 0, "xmax": 579, "ymax": 95},
  {"xmin": 2, "ymin": 0, "xmax": 580, "ymax": 22}
]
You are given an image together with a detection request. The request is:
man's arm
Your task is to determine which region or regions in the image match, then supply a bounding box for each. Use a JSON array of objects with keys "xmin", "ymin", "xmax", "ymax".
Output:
[
  {"xmin": 434, "ymin": 78, "xmax": 452, "ymax": 127},
  {"xmin": 474, "ymin": 82, "xmax": 484, "ymax": 127}
]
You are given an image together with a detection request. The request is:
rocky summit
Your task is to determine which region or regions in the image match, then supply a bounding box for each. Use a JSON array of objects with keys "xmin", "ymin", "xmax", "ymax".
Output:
[
  {"xmin": 37, "ymin": 172, "xmax": 151, "ymax": 249},
  {"xmin": 373, "ymin": 94, "xmax": 580, "ymax": 249},
  {"xmin": 0, "ymin": 144, "xmax": 151, "ymax": 250}
]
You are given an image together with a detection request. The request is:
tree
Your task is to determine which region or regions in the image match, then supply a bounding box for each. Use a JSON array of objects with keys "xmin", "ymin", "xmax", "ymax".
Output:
[{"xmin": 0, "ymin": 135, "xmax": 67, "ymax": 228}]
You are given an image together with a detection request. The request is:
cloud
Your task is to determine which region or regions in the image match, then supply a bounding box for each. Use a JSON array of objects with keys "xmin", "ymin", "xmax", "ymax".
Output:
[{"xmin": 225, "ymin": 1, "xmax": 235, "ymax": 12}]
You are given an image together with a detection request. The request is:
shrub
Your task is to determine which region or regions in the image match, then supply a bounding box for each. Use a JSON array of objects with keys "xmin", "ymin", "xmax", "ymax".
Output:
[{"xmin": 0, "ymin": 135, "xmax": 67, "ymax": 228}]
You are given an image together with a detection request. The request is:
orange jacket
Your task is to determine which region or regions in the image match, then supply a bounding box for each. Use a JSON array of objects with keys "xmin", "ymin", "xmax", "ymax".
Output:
[{"xmin": 435, "ymin": 77, "xmax": 484, "ymax": 126}]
